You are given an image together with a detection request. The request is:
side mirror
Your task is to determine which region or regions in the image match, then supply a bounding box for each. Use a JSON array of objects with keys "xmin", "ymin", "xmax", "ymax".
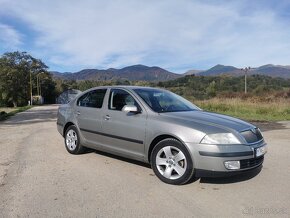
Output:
[{"xmin": 122, "ymin": 105, "xmax": 140, "ymax": 114}]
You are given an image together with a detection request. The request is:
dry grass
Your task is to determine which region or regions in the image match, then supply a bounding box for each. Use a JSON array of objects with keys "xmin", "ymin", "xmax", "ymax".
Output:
[
  {"xmin": 194, "ymin": 98, "xmax": 290, "ymax": 121},
  {"xmin": 0, "ymin": 107, "xmax": 19, "ymax": 113}
]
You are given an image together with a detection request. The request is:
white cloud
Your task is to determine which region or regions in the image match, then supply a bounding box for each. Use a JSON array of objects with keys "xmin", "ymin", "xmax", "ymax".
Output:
[
  {"xmin": 0, "ymin": 0, "xmax": 290, "ymax": 72},
  {"xmin": 0, "ymin": 23, "xmax": 22, "ymax": 49}
]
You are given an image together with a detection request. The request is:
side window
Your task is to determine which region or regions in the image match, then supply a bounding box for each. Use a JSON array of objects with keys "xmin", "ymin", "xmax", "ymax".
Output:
[
  {"xmin": 108, "ymin": 89, "xmax": 140, "ymax": 111},
  {"xmin": 77, "ymin": 89, "xmax": 107, "ymax": 108}
]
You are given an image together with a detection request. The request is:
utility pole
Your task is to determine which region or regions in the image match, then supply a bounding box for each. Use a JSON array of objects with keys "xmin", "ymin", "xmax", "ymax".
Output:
[
  {"xmin": 37, "ymin": 74, "xmax": 39, "ymax": 96},
  {"xmin": 241, "ymin": 67, "xmax": 251, "ymax": 94},
  {"xmin": 39, "ymin": 80, "xmax": 42, "ymax": 96},
  {"xmin": 37, "ymin": 72, "xmax": 45, "ymax": 96}
]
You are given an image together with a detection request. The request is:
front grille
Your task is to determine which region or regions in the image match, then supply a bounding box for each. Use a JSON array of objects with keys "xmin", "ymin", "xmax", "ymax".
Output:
[
  {"xmin": 241, "ymin": 128, "xmax": 263, "ymax": 143},
  {"xmin": 240, "ymin": 156, "xmax": 264, "ymax": 169}
]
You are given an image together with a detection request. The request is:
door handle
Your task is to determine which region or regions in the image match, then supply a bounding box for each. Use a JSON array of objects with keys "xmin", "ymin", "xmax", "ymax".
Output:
[
  {"xmin": 105, "ymin": 115, "xmax": 110, "ymax": 120},
  {"xmin": 76, "ymin": 111, "xmax": 81, "ymax": 115}
]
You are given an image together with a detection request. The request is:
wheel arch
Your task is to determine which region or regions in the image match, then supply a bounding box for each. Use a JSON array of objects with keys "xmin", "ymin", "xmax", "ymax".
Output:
[
  {"xmin": 148, "ymin": 134, "xmax": 192, "ymax": 164},
  {"xmin": 63, "ymin": 122, "xmax": 76, "ymax": 136}
]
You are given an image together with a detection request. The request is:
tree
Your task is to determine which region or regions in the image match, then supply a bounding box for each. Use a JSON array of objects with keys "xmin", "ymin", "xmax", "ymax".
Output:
[
  {"xmin": 206, "ymin": 81, "xmax": 217, "ymax": 97},
  {"xmin": 38, "ymin": 72, "xmax": 57, "ymax": 104},
  {"xmin": 0, "ymin": 51, "xmax": 48, "ymax": 106}
]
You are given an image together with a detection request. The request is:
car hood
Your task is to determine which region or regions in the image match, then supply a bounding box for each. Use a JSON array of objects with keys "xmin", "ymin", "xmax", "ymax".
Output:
[{"xmin": 160, "ymin": 110, "xmax": 255, "ymax": 132}]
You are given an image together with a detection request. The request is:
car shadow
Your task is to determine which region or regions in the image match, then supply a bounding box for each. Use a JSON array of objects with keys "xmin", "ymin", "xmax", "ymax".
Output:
[
  {"xmin": 91, "ymin": 149, "xmax": 152, "ymax": 169},
  {"xmin": 198, "ymin": 165, "xmax": 262, "ymax": 184},
  {"xmin": 86, "ymin": 148, "xmax": 263, "ymax": 184}
]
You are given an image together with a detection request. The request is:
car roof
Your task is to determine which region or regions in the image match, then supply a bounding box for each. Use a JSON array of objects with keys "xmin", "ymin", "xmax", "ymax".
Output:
[{"xmin": 88, "ymin": 85, "xmax": 164, "ymax": 91}]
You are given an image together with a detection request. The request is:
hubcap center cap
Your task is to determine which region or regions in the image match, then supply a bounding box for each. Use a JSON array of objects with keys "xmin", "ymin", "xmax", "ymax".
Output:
[{"xmin": 168, "ymin": 159, "xmax": 174, "ymax": 165}]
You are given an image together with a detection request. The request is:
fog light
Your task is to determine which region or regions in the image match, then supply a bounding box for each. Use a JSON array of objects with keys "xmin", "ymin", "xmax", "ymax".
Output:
[{"xmin": 224, "ymin": 161, "xmax": 240, "ymax": 170}]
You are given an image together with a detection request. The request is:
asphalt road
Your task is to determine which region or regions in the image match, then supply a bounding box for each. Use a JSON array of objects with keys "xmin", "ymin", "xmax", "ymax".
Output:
[{"xmin": 0, "ymin": 105, "xmax": 289, "ymax": 218}]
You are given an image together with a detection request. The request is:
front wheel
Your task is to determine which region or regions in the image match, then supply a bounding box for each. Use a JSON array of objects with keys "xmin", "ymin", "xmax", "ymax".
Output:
[
  {"xmin": 151, "ymin": 138, "xmax": 194, "ymax": 185},
  {"xmin": 64, "ymin": 125, "xmax": 84, "ymax": 154}
]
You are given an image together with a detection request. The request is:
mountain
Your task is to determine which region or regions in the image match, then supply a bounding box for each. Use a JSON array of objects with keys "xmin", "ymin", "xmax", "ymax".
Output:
[
  {"xmin": 52, "ymin": 64, "xmax": 290, "ymax": 82},
  {"xmin": 254, "ymin": 65, "xmax": 290, "ymax": 78},
  {"xmin": 200, "ymin": 64, "xmax": 240, "ymax": 76},
  {"xmin": 51, "ymin": 64, "xmax": 182, "ymax": 81},
  {"xmin": 183, "ymin": 69, "xmax": 203, "ymax": 75},
  {"xmin": 117, "ymin": 65, "xmax": 181, "ymax": 81},
  {"xmin": 194, "ymin": 64, "xmax": 290, "ymax": 79}
]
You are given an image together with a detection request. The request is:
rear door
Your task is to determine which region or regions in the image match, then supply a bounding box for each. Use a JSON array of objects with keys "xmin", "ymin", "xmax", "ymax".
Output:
[
  {"xmin": 101, "ymin": 88, "xmax": 146, "ymax": 159},
  {"xmin": 75, "ymin": 89, "xmax": 107, "ymax": 147}
]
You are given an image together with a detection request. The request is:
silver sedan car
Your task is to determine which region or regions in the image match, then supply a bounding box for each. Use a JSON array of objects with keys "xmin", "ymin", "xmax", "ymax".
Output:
[{"xmin": 57, "ymin": 86, "xmax": 267, "ymax": 185}]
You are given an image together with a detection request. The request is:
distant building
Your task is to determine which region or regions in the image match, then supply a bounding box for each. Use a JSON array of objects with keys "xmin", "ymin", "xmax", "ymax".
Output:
[{"xmin": 56, "ymin": 89, "xmax": 82, "ymax": 104}]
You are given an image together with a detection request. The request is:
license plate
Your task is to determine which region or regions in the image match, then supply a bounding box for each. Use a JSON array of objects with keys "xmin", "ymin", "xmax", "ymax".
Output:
[{"xmin": 256, "ymin": 146, "xmax": 267, "ymax": 157}]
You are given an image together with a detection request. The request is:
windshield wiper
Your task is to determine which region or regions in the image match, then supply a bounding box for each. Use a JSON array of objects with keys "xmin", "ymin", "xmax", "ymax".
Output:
[{"xmin": 158, "ymin": 109, "xmax": 195, "ymax": 113}]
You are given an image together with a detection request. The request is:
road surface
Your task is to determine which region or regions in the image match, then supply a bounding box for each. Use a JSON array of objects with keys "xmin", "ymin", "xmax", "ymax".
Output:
[{"xmin": 0, "ymin": 105, "xmax": 289, "ymax": 217}]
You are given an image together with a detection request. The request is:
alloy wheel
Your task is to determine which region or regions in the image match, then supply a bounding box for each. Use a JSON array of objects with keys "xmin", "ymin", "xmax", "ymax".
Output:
[
  {"xmin": 66, "ymin": 129, "xmax": 78, "ymax": 151},
  {"xmin": 155, "ymin": 146, "xmax": 187, "ymax": 180}
]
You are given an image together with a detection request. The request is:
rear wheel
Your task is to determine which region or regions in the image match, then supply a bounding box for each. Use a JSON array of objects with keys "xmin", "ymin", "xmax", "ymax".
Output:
[
  {"xmin": 151, "ymin": 138, "xmax": 194, "ymax": 185},
  {"xmin": 64, "ymin": 125, "xmax": 84, "ymax": 154}
]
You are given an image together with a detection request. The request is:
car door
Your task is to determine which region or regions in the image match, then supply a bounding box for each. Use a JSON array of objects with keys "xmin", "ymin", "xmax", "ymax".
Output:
[
  {"xmin": 101, "ymin": 88, "xmax": 146, "ymax": 159},
  {"xmin": 75, "ymin": 88, "xmax": 107, "ymax": 147}
]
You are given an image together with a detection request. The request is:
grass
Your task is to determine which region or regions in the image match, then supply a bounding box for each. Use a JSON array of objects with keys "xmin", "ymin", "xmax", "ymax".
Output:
[
  {"xmin": 0, "ymin": 105, "xmax": 33, "ymax": 121},
  {"xmin": 194, "ymin": 98, "xmax": 290, "ymax": 121}
]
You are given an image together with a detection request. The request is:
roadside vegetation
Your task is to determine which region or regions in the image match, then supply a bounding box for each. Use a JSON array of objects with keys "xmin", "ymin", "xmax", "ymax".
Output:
[
  {"xmin": 0, "ymin": 106, "xmax": 32, "ymax": 121},
  {"xmin": 1, "ymin": 51, "xmax": 290, "ymax": 121},
  {"xmin": 195, "ymin": 98, "xmax": 290, "ymax": 121},
  {"xmin": 158, "ymin": 75, "xmax": 290, "ymax": 121}
]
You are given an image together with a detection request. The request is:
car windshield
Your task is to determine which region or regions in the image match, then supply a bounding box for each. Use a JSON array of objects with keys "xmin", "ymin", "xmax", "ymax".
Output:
[{"xmin": 133, "ymin": 88, "xmax": 200, "ymax": 113}]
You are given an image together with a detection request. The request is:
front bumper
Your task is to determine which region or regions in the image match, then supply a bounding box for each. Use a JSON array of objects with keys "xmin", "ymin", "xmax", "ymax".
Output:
[
  {"xmin": 185, "ymin": 140, "xmax": 267, "ymax": 176},
  {"xmin": 195, "ymin": 164, "xmax": 263, "ymax": 178}
]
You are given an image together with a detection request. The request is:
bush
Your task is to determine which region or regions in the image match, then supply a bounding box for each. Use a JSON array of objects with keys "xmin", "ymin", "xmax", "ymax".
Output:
[{"xmin": 0, "ymin": 111, "xmax": 8, "ymax": 121}]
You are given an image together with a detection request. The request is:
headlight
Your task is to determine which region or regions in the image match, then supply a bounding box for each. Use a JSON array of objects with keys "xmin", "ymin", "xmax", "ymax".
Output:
[{"xmin": 201, "ymin": 133, "xmax": 241, "ymax": 144}]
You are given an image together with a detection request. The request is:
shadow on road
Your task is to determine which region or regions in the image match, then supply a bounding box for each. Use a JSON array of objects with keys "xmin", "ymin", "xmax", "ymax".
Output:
[
  {"xmin": 199, "ymin": 165, "xmax": 262, "ymax": 184},
  {"xmin": 0, "ymin": 106, "xmax": 58, "ymax": 125},
  {"xmin": 89, "ymin": 148, "xmax": 262, "ymax": 185},
  {"xmin": 92, "ymin": 149, "xmax": 152, "ymax": 169}
]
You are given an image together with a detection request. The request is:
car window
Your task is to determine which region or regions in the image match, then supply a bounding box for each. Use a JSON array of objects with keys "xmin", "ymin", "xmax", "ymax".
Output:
[
  {"xmin": 134, "ymin": 88, "xmax": 199, "ymax": 113},
  {"xmin": 108, "ymin": 89, "xmax": 140, "ymax": 111},
  {"xmin": 77, "ymin": 89, "xmax": 107, "ymax": 108}
]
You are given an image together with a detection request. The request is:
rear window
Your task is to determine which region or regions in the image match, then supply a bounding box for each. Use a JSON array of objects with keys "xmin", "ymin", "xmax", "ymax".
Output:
[{"xmin": 77, "ymin": 89, "xmax": 107, "ymax": 108}]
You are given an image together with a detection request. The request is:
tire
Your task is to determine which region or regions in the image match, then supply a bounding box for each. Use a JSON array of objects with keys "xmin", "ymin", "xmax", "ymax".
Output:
[
  {"xmin": 64, "ymin": 125, "xmax": 85, "ymax": 154},
  {"xmin": 151, "ymin": 138, "xmax": 194, "ymax": 185}
]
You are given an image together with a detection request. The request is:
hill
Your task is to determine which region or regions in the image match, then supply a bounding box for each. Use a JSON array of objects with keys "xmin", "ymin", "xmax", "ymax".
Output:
[
  {"xmin": 52, "ymin": 64, "xmax": 290, "ymax": 81},
  {"xmin": 195, "ymin": 64, "xmax": 290, "ymax": 79},
  {"xmin": 51, "ymin": 64, "xmax": 181, "ymax": 81},
  {"xmin": 183, "ymin": 69, "xmax": 203, "ymax": 75},
  {"xmin": 201, "ymin": 64, "xmax": 240, "ymax": 76},
  {"xmin": 254, "ymin": 64, "xmax": 290, "ymax": 78}
]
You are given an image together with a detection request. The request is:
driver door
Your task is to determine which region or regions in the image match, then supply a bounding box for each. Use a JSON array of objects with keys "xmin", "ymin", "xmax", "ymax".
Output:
[{"xmin": 101, "ymin": 88, "xmax": 146, "ymax": 160}]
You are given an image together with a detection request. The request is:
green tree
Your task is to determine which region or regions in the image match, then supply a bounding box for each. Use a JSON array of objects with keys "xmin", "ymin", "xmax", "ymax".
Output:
[
  {"xmin": 206, "ymin": 81, "xmax": 217, "ymax": 97},
  {"xmin": 0, "ymin": 51, "xmax": 48, "ymax": 106},
  {"xmin": 38, "ymin": 73, "xmax": 57, "ymax": 104}
]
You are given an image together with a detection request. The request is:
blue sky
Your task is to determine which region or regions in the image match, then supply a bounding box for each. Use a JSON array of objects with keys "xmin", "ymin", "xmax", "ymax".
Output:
[{"xmin": 0, "ymin": 0, "xmax": 290, "ymax": 73}]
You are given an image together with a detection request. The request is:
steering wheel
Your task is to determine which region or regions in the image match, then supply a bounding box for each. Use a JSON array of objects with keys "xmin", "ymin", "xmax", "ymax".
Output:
[{"xmin": 164, "ymin": 105, "xmax": 175, "ymax": 111}]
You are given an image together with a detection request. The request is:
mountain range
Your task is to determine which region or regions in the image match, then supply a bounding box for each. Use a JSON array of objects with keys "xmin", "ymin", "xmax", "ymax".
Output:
[
  {"xmin": 51, "ymin": 65, "xmax": 181, "ymax": 82},
  {"xmin": 51, "ymin": 64, "xmax": 290, "ymax": 81},
  {"xmin": 187, "ymin": 64, "xmax": 290, "ymax": 79}
]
